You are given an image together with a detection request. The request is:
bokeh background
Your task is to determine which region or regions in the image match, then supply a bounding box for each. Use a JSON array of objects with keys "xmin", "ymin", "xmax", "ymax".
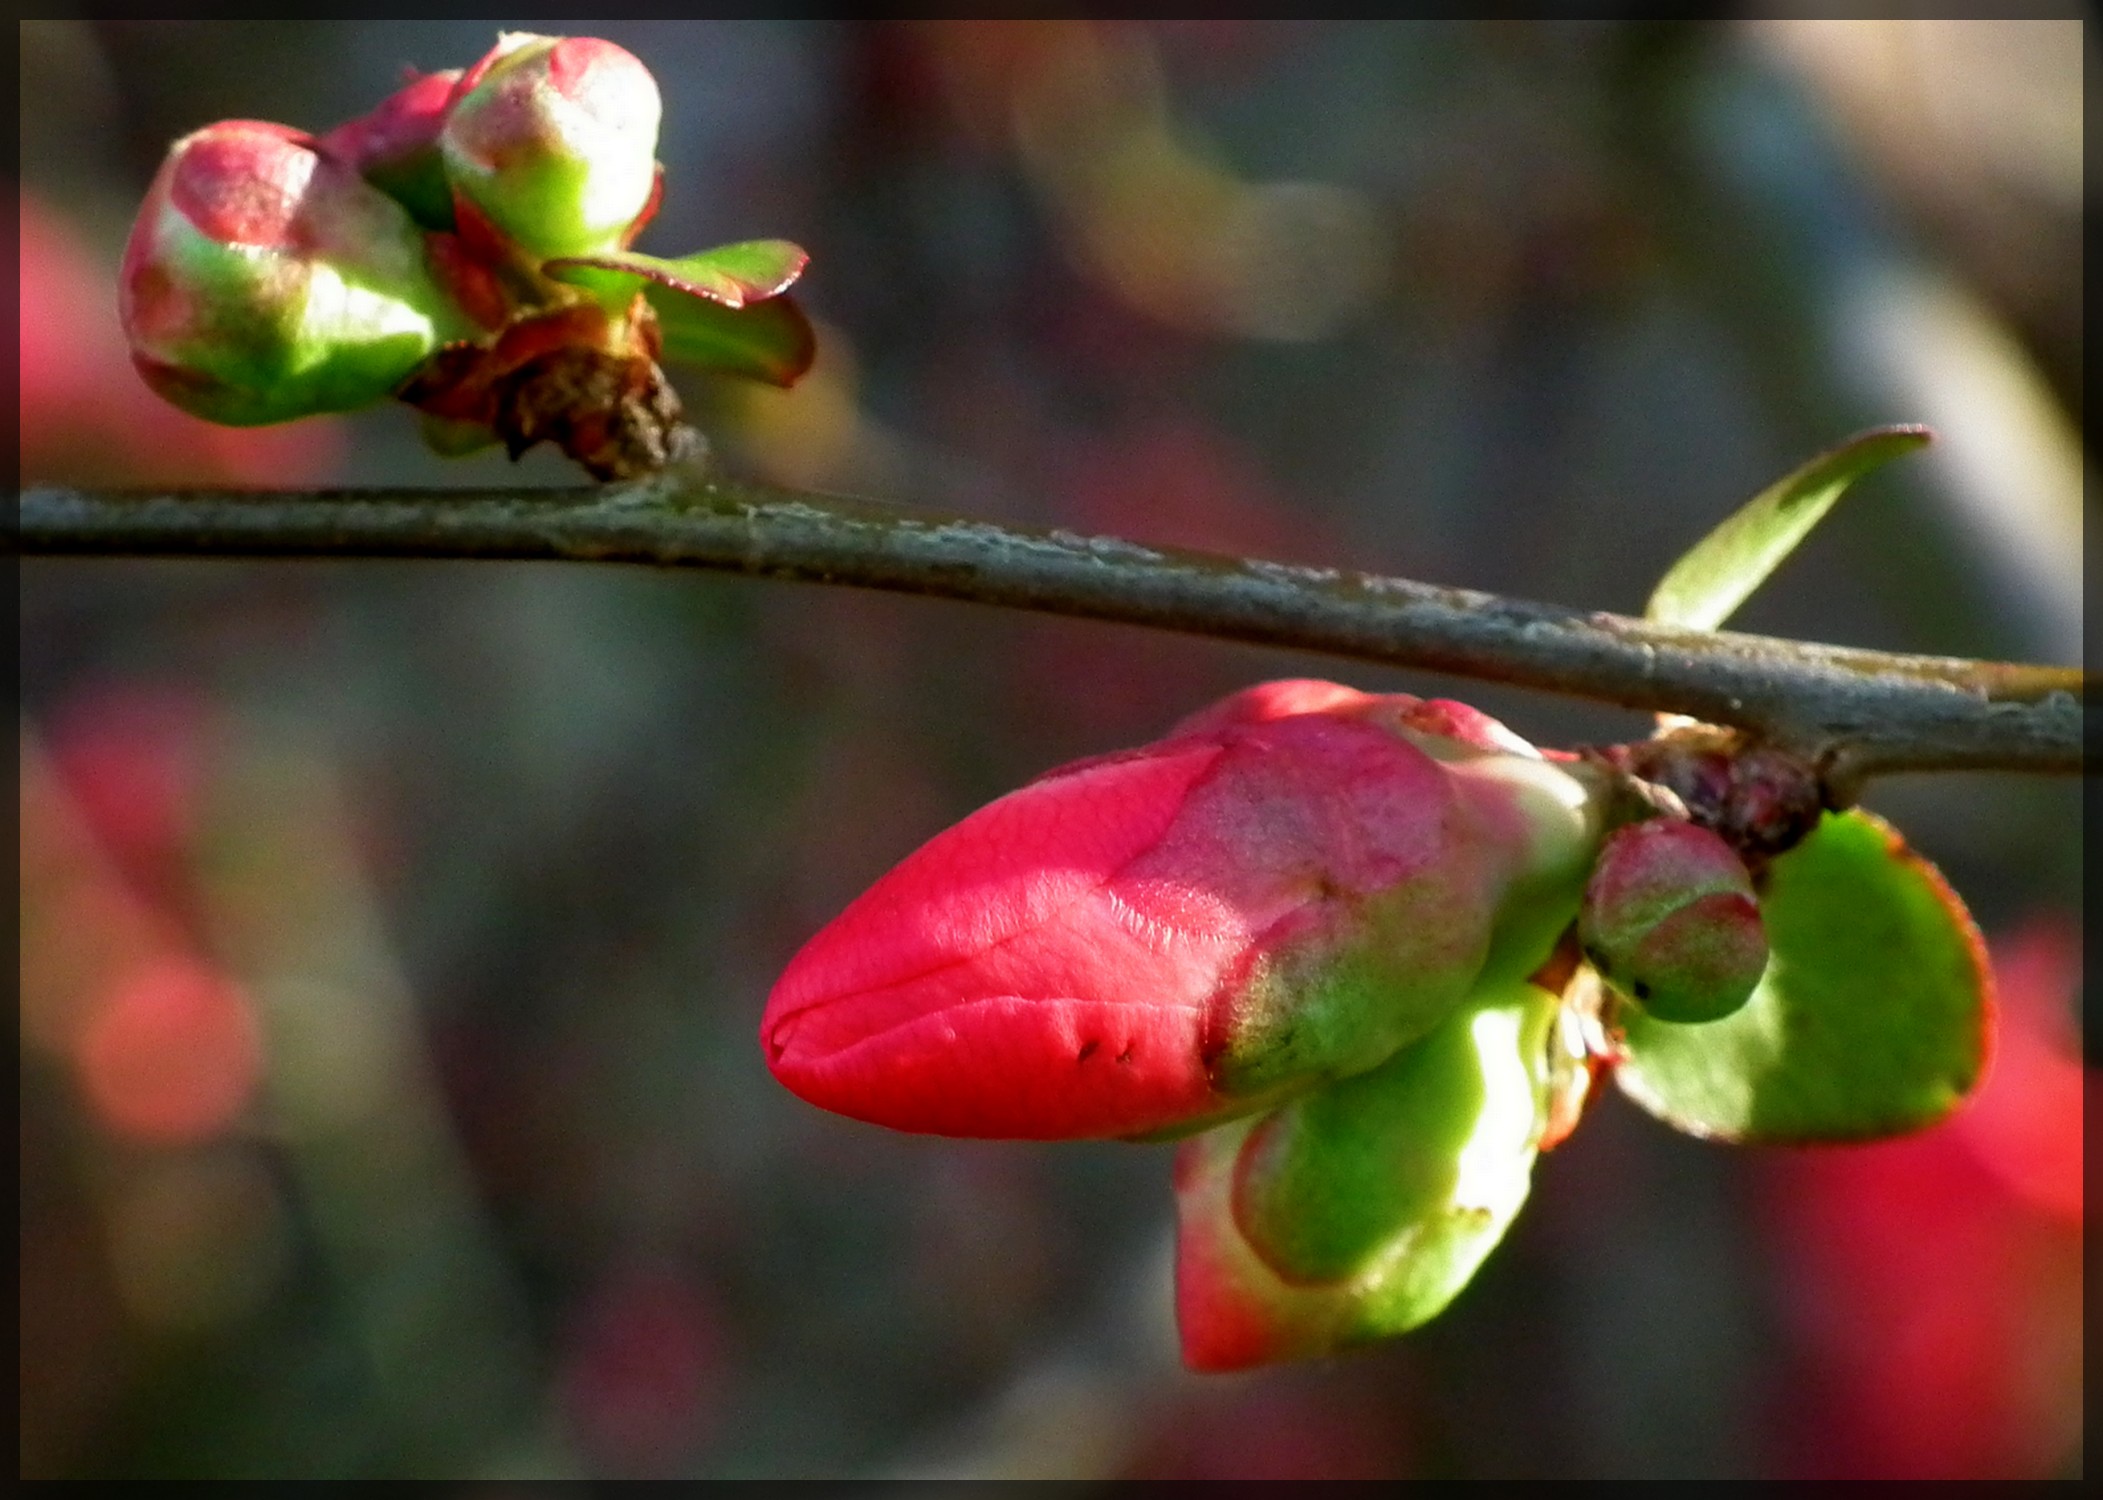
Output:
[{"xmin": 18, "ymin": 18, "xmax": 2086, "ymax": 1480}]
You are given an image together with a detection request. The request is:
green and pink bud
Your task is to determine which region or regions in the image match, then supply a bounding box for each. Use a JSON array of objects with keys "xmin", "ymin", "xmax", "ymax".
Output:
[
  {"xmin": 121, "ymin": 119, "xmax": 466, "ymax": 426},
  {"xmin": 320, "ymin": 67, "xmax": 463, "ymax": 231},
  {"xmin": 439, "ymin": 33, "xmax": 662, "ymax": 261},
  {"xmin": 1579, "ymin": 817, "xmax": 1768, "ymax": 1024},
  {"xmin": 1174, "ymin": 977, "xmax": 1558, "ymax": 1370},
  {"xmin": 762, "ymin": 680, "xmax": 1607, "ymax": 1141}
]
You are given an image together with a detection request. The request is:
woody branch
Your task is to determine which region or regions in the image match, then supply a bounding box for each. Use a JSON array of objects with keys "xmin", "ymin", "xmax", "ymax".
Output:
[{"xmin": 14, "ymin": 473, "xmax": 2086, "ymax": 784}]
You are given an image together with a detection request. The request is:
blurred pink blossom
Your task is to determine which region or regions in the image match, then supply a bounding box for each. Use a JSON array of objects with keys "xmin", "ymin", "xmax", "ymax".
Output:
[
  {"xmin": 556, "ymin": 1260, "xmax": 725, "ymax": 1476},
  {"xmin": 1760, "ymin": 915, "xmax": 2085, "ymax": 1479}
]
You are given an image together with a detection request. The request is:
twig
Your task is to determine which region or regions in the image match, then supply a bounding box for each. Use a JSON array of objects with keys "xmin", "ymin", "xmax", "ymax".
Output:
[{"xmin": 14, "ymin": 473, "xmax": 2086, "ymax": 781}]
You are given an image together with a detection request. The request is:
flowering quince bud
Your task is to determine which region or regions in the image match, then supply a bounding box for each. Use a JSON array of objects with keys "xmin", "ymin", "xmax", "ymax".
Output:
[
  {"xmin": 439, "ymin": 33, "xmax": 662, "ymax": 260},
  {"xmin": 320, "ymin": 67, "xmax": 464, "ymax": 231},
  {"xmin": 121, "ymin": 119, "xmax": 468, "ymax": 426},
  {"xmin": 1173, "ymin": 976, "xmax": 1558, "ymax": 1371},
  {"xmin": 762, "ymin": 680, "xmax": 1607, "ymax": 1140},
  {"xmin": 1579, "ymin": 817, "xmax": 1768, "ymax": 1024}
]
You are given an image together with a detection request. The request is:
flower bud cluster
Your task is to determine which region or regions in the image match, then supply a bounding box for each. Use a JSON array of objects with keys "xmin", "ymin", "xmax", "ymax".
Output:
[
  {"xmin": 117, "ymin": 34, "xmax": 726, "ymax": 477},
  {"xmin": 764, "ymin": 678, "xmax": 1785, "ymax": 1368}
]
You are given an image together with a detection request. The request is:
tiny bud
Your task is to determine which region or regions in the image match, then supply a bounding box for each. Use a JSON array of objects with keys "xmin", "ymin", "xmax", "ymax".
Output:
[
  {"xmin": 1174, "ymin": 980, "xmax": 1556, "ymax": 1370},
  {"xmin": 321, "ymin": 67, "xmax": 463, "ymax": 230},
  {"xmin": 1579, "ymin": 818, "xmax": 1768, "ymax": 1024},
  {"xmin": 439, "ymin": 33, "xmax": 662, "ymax": 260},
  {"xmin": 121, "ymin": 119, "xmax": 465, "ymax": 426}
]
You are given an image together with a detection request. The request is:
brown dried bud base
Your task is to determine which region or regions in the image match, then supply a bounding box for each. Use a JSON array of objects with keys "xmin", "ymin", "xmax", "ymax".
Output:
[{"xmin": 397, "ymin": 299, "xmax": 697, "ymax": 480}]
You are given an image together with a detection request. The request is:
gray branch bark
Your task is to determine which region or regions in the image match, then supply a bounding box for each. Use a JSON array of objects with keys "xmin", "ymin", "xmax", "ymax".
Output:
[{"xmin": 14, "ymin": 473, "xmax": 2086, "ymax": 781}]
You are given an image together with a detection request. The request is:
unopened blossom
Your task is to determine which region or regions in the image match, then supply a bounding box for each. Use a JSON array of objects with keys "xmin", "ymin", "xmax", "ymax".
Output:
[
  {"xmin": 121, "ymin": 119, "xmax": 467, "ymax": 426},
  {"xmin": 1173, "ymin": 976, "xmax": 1558, "ymax": 1370},
  {"xmin": 320, "ymin": 67, "xmax": 463, "ymax": 231},
  {"xmin": 439, "ymin": 33, "xmax": 662, "ymax": 261},
  {"xmin": 762, "ymin": 680, "xmax": 1606, "ymax": 1140},
  {"xmin": 1580, "ymin": 817, "xmax": 1768, "ymax": 1024}
]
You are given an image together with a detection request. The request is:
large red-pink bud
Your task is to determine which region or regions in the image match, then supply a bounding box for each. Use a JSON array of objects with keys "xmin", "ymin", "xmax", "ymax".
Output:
[{"xmin": 762, "ymin": 680, "xmax": 1607, "ymax": 1140}]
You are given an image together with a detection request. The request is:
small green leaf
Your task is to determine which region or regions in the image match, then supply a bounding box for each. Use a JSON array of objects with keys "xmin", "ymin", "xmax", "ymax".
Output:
[
  {"xmin": 1646, "ymin": 426, "xmax": 1932, "ymax": 630},
  {"xmin": 543, "ymin": 240, "xmax": 808, "ymax": 309},
  {"xmin": 541, "ymin": 240, "xmax": 814, "ymax": 385},
  {"xmin": 647, "ymin": 289, "xmax": 816, "ymax": 388},
  {"xmin": 1613, "ymin": 808, "xmax": 1990, "ymax": 1143}
]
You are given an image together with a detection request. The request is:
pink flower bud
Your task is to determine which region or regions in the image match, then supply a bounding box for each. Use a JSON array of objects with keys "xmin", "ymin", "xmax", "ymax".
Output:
[
  {"xmin": 121, "ymin": 119, "xmax": 466, "ymax": 426},
  {"xmin": 1580, "ymin": 817, "xmax": 1768, "ymax": 1024},
  {"xmin": 439, "ymin": 33, "xmax": 662, "ymax": 259},
  {"xmin": 762, "ymin": 681, "xmax": 1606, "ymax": 1140},
  {"xmin": 1174, "ymin": 979, "xmax": 1557, "ymax": 1370},
  {"xmin": 320, "ymin": 67, "xmax": 463, "ymax": 230}
]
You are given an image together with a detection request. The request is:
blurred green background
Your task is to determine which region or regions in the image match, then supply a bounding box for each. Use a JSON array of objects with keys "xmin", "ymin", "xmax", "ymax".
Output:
[{"xmin": 19, "ymin": 19, "xmax": 2085, "ymax": 1480}]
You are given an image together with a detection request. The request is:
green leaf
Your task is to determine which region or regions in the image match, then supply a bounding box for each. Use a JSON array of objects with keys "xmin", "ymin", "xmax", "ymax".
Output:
[
  {"xmin": 646, "ymin": 290, "xmax": 816, "ymax": 388},
  {"xmin": 1612, "ymin": 808, "xmax": 1990, "ymax": 1143},
  {"xmin": 542, "ymin": 240, "xmax": 808, "ymax": 309},
  {"xmin": 540, "ymin": 240, "xmax": 815, "ymax": 386},
  {"xmin": 1645, "ymin": 426, "xmax": 1932, "ymax": 630}
]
